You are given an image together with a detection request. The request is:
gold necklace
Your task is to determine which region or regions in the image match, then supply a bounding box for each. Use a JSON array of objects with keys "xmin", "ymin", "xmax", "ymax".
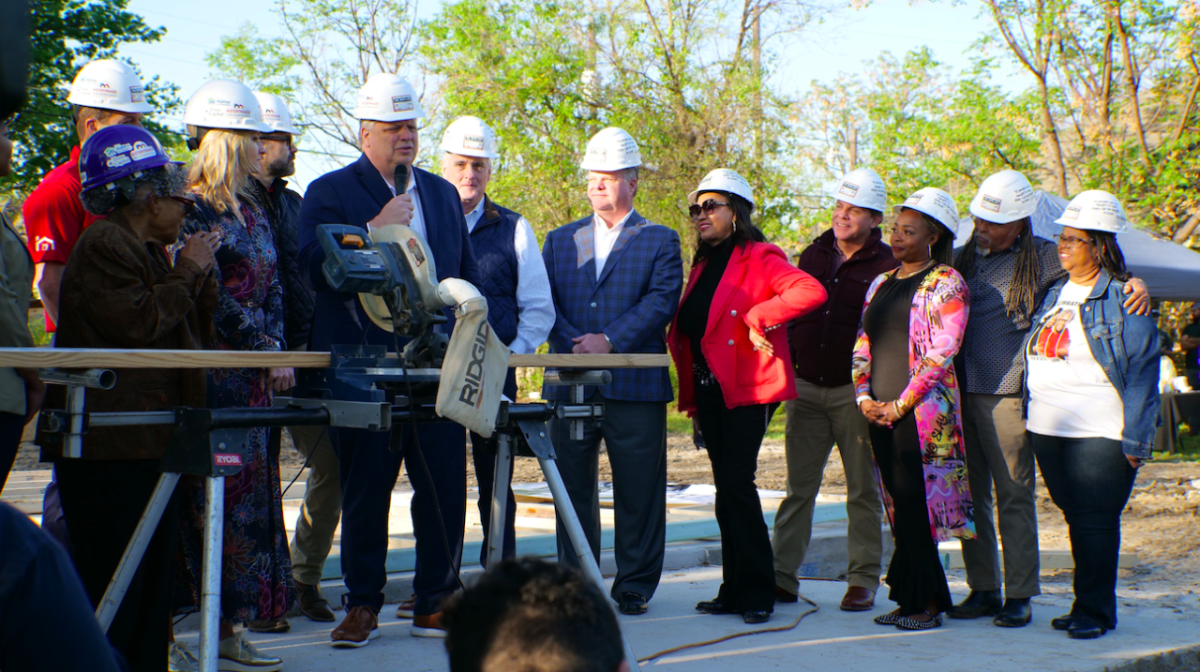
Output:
[{"xmin": 896, "ymin": 260, "xmax": 935, "ymax": 279}]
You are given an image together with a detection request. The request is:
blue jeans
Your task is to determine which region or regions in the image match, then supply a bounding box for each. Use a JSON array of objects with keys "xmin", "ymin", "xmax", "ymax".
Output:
[{"xmin": 1029, "ymin": 433, "xmax": 1137, "ymax": 630}]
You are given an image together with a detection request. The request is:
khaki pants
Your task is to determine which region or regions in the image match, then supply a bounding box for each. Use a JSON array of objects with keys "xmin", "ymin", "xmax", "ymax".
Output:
[
  {"xmin": 287, "ymin": 424, "xmax": 341, "ymax": 586},
  {"xmin": 772, "ymin": 379, "xmax": 883, "ymax": 592},
  {"xmin": 959, "ymin": 393, "xmax": 1041, "ymax": 598}
]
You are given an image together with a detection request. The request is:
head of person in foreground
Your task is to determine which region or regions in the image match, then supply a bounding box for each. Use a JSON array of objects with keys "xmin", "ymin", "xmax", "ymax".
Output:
[{"xmin": 443, "ymin": 558, "xmax": 629, "ymax": 672}]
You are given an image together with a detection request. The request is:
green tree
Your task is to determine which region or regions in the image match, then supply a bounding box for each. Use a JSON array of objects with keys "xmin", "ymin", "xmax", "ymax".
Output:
[
  {"xmin": 422, "ymin": 0, "xmax": 829, "ymax": 258},
  {"xmin": 1, "ymin": 0, "xmax": 180, "ymax": 196},
  {"xmin": 205, "ymin": 22, "xmax": 299, "ymax": 98}
]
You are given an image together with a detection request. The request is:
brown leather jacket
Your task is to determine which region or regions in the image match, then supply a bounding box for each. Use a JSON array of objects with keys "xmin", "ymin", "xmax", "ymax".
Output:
[{"xmin": 39, "ymin": 219, "xmax": 217, "ymax": 460}]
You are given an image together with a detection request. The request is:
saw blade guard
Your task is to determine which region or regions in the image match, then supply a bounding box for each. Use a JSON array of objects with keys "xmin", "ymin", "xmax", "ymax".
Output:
[{"xmin": 359, "ymin": 225, "xmax": 446, "ymax": 332}]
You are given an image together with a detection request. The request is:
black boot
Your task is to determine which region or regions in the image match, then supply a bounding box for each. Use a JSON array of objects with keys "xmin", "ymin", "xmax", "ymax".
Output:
[
  {"xmin": 993, "ymin": 598, "xmax": 1032, "ymax": 627},
  {"xmin": 947, "ymin": 590, "xmax": 1003, "ymax": 619}
]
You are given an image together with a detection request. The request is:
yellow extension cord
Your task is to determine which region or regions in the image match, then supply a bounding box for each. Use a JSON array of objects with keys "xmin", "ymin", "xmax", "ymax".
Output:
[{"xmin": 637, "ymin": 593, "xmax": 821, "ymax": 664}]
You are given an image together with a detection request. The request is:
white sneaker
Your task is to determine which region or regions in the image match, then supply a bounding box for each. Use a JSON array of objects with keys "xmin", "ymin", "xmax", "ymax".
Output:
[
  {"xmin": 169, "ymin": 642, "xmax": 199, "ymax": 672},
  {"xmin": 218, "ymin": 631, "xmax": 283, "ymax": 672}
]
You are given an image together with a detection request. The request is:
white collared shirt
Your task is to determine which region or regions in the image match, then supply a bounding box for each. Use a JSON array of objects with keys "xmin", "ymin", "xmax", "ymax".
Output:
[
  {"xmin": 465, "ymin": 200, "xmax": 556, "ymax": 355},
  {"xmin": 384, "ymin": 170, "xmax": 428, "ymax": 242},
  {"xmin": 593, "ymin": 210, "xmax": 633, "ymax": 279}
]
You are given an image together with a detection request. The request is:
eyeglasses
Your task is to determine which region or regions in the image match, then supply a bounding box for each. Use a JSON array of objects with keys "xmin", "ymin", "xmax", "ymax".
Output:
[
  {"xmin": 689, "ymin": 199, "xmax": 731, "ymax": 219},
  {"xmin": 261, "ymin": 135, "xmax": 294, "ymax": 148},
  {"xmin": 1054, "ymin": 233, "xmax": 1091, "ymax": 249},
  {"xmin": 170, "ymin": 195, "xmax": 197, "ymax": 215}
]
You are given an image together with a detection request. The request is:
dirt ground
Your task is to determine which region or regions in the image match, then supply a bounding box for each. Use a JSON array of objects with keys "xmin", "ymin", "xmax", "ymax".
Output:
[{"xmin": 13, "ymin": 429, "xmax": 1199, "ymax": 597}]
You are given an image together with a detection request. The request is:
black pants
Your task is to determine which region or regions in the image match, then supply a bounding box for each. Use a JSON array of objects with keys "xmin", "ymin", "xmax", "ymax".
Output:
[
  {"xmin": 694, "ymin": 382, "xmax": 777, "ymax": 613},
  {"xmin": 552, "ymin": 393, "xmax": 668, "ymax": 601},
  {"xmin": 332, "ymin": 420, "xmax": 466, "ymax": 615},
  {"xmin": 0, "ymin": 411, "xmax": 22, "ymax": 492},
  {"xmin": 870, "ymin": 415, "xmax": 951, "ymax": 615},
  {"xmin": 55, "ymin": 459, "xmax": 178, "ymax": 672},
  {"xmin": 1030, "ymin": 433, "xmax": 1137, "ymax": 630}
]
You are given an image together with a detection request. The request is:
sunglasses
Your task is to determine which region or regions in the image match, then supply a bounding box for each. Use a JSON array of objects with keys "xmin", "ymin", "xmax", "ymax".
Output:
[
  {"xmin": 170, "ymin": 195, "xmax": 197, "ymax": 215},
  {"xmin": 689, "ymin": 199, "xmax": 731, "ymax": 219}
]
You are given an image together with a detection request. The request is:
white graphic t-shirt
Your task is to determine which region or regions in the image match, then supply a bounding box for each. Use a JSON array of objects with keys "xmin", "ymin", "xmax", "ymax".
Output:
[{"xmin": 1026, "ymin": 281, "xmax": 1124, "ymax": 441}]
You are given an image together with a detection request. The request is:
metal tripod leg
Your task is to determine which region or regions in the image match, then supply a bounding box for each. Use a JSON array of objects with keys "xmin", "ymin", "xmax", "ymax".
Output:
[
  {"xmin": 486, "ymin": 434, "xmax": 514, "ymax": 568},
  {"xmin": 95, "ymin": 472, "xmax": 182, "ymax": 632},
  {"xmin": 199, "ymin": 476, "xmax": 225, "ymax": 672},
  {"xmin": 539, "ymin": 456, "xmax": 640, "ymax": 669}
]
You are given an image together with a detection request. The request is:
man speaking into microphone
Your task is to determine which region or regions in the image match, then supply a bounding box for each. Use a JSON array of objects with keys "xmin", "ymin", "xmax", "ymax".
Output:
[{"xmin": 298, "ymin": 73, "xmax": 481, "ymax": 648}]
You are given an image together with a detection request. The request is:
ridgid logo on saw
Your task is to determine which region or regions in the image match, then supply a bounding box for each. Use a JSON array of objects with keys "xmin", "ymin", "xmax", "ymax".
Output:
[{"xmin": 457, "ymin": 321, "xmax": 491, "ymax": 408}]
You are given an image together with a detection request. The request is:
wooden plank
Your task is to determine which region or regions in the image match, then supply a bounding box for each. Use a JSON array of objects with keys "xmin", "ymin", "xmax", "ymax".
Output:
[{"xmin": 0, "ymin": 348, "xmax": 670, "ymax": 369}]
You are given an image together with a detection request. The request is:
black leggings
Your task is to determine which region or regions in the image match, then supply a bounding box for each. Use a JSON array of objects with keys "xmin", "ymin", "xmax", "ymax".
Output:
[
  {"xmin": 694, "ymin": 382, "xmax": 778, "ymax": 612},
  {"xmin": 870, "ymin": 414, "xmax": 952, "ymax": 615}
]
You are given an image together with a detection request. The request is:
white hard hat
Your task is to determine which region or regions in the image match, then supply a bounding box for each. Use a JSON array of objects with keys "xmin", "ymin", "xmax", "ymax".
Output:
[
  {"xmin": 969, "ymin": 169, "xmax": 1037, "ymax": 223},
  {"xmin": 183, "ymin": 80, "xmax": 273, "ymax": 133},
  {"xmin": 832, "ymin": 168, "xmax": 887, "ymax": 212},
  {"xmin": 1054, "ymin": 190, "xmax": 1129, "ymax": 233},
  {"xmin": 253, "ymin": 91, "xmax": 301, "ymax": 135},
  {"xmin": 580, "ymin": 127, "xmax": 642, "ymax": 171},
  {"xmin": 354, "ymin": 73, "xmax": 424, "ymax": 123},
  {"xmin": 439, "ymin": 115, "xmax": 498, "ymax": 159},
  {"xmin": 894, "ymin": 187, "xmax": 961, "ymax": 237},
  {"xmin": 67, "ymin": 59, "xmax": 153, "ymax": 114},
  {"xmin": 688, "ymin": 168, "xmax": 755, "ymax": 209}
]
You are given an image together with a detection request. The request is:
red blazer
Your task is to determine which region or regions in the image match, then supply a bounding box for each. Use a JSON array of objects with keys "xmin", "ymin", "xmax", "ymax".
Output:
[{"xmin": 668, "ymin": 240, "xmax": 827, "ymax": 414}]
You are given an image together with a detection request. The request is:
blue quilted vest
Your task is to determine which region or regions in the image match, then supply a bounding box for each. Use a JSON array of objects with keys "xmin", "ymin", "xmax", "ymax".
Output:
[{"xmin": 471, "ymin": 198, "xmax": 521, "ymax": 347}]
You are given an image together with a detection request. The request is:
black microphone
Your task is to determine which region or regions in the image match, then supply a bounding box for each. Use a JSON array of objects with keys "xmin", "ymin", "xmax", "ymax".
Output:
[{"xmin": 393, "ymin": 164, "xmax": 409, "ymax": 198}]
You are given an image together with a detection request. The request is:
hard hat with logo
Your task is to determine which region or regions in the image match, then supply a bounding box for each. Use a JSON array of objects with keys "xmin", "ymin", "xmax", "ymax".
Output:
[
  {"xmin": 688, "ymin": 168, "xmax": 755, "ymax": 209},
  {"xmin": 439, "ymin": 115, "xmax": 499, "ymax": 159},
  {"xmin": 969, "ymin": 169, "xmax": 1037, "ymax": 223},
  {"xmin": 894, "ymin": 187, "xmax": 961, "ymax": 238},
  {"xmin": 579, "ymin": 127, "xmax": 642, "ymax": 172},
  {"xmin": 183, "ymin": 79, "xmax": 273, "ymax": 134},
  {"xmin": 67, "ymin": 59, "xmax": 154, "ymax": 114},
  {"xmin": 1054, "ymin": 190, "xmax": 1129, "ymax": 233},
  {"xmin": 354, "ymin": 73, "xmax": 424, "ymax": 123},
  {"xmin": 253, "ymin": 91, "xmax": 301, "ymax": 135},
  {"xmin": 78, "ymin": 125, "xmax": 180, "ymax": 198},
  {"xmin": 832, "ymin": 168, "xmax": 887, "ymax": 213}
]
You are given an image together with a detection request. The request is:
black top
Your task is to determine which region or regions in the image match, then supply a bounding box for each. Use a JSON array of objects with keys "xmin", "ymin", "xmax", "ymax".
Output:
[
  {"xmin": 862, "ymin": 266, "xmax": 934, "ymax": 401},
  {"xmin": 678, "ymin": 238, "xmax": 735, "ymax": 371}
]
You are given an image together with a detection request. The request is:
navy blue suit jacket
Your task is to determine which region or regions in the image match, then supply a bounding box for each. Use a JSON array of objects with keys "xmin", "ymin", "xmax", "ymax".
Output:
[
  {"xmin": 298, "ymin": 154, "xmax": 481, "ymax": 351},
  {"xmin": 542, "ymin": 210, "xmax": 682, "ymax": 402}
]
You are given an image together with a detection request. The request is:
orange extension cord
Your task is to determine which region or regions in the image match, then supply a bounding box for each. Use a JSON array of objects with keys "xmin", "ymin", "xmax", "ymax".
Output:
[{"xmin": 636, "ymin": 593, "xmax": 821, "ymax": 664}]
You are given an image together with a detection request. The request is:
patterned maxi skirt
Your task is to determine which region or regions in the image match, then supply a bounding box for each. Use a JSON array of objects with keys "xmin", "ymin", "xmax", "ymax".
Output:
[{"xmin": 174, "ymin": 366, "xmax": 294, "ymax": 622}]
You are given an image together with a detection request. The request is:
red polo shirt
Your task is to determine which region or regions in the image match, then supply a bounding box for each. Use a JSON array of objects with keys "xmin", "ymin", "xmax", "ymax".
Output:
[{"xmin": 22, "ymin": 146, "xmax": 102, "ymax": 331}]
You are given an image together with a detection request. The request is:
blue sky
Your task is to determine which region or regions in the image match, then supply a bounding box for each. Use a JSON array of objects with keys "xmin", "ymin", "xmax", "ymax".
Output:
[{"xmin": 118, "ymin": 0, "xmax": 1014, "ymax": 193}]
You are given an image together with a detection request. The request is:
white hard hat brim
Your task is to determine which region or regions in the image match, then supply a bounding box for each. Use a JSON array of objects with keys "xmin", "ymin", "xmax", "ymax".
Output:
[
  {"xmin": 968, "ymin": 200, "xmax": 1029, "ymax": 224},
  {"xmin": 66, "ymin": 96, "xmax": 154, "ymax": 114},
  {"xmin": 687, "ymin": 188, "xmax": 754, "ymax": 208},
  {"xmin": 894, "ymin": 204, "xmax": 958, "ymax": 237},
  {"xmin": 440, "ymin": 144, "xmax": 498, "ymax": 159}
]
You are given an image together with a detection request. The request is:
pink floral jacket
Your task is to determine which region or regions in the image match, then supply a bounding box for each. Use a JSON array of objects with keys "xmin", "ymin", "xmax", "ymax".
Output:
[{"xmin": 851, "ymin": 264, "xmax": 976, "ymax": 543}]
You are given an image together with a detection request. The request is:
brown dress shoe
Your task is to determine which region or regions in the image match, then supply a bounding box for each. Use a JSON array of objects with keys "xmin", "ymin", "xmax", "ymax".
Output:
[
  {"xmin": 297, "ymin": 581, "xmax": 336, "ymax": 623},
  {"xmin": 840, "ymin": 586, "xmax": 875, "ymax": 612},
  {"xmin": 411, "ymin": 612, "xmax": 446, "ymax": 638},
  {"xmin": 774, "ymin": 585, "xmax": 798, "ymax": 603},
  {"xmin": 331, "ymin": 606, "xmax": 380, "ymax": 648},
  {"xmin": 246, "ymin": 617, "xmax": 291, "ymax": 633}
]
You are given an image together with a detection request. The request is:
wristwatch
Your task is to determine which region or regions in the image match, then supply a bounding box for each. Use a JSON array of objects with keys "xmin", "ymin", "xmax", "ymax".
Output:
[{"xmin": 603, "ymin": 334, "xmax": 615, "ymax": 352}]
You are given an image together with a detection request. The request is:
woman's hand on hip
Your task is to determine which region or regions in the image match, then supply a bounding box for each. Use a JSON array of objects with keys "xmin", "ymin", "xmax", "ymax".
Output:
[
  {"xmin": 749, "ymin": 328, "xmax": 774, "ymax": 357},
  {"xmin": 1125, "ymin": 454, "xmax": 1143, "ymax": 469}
]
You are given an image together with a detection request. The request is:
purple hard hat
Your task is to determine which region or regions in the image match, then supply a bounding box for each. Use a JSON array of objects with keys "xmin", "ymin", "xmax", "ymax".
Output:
[{"xmin": 79, "ymin": 125, "xmax": 180, "ymax": 194}]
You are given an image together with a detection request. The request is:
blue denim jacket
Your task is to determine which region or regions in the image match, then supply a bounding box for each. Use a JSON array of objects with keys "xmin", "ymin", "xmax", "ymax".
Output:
[{"xmin": 1025, "ymin": 271, "xmax": 1160, "ymax": 459}]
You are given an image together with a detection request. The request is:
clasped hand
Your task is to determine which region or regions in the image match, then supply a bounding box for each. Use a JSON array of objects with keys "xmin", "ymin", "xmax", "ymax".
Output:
[{"xmin": 859, "ymin": 399, "xmax": 900, "ymax": 427}]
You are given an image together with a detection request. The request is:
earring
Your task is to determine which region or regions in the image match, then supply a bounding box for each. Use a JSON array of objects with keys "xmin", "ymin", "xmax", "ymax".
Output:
[{"xmin": 733, "ymin": 220, "xmax": 738, "ymax": 232}]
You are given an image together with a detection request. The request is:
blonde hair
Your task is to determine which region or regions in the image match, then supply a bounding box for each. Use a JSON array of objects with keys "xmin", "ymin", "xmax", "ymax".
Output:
[{"xmin": 189, "ymin": 129, "xmax": 260, "ymax": 222}]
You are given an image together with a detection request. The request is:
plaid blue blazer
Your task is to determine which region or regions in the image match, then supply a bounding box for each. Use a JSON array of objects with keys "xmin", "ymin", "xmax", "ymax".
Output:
[{"xmin": 541, "ymin": 211, "xmax": 682, "ymax": 402}]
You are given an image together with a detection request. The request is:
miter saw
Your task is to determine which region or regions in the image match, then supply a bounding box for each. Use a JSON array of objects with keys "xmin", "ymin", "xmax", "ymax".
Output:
[{"xmin": 311, "ymin": 222, "xmax": 511, "ymax": 437}]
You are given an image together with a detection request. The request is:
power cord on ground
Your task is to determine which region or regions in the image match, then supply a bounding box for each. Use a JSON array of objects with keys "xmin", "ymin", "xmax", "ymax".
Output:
[{"xmin": 636, "ymin": 593, "xmax": 820, "ymax": 664}]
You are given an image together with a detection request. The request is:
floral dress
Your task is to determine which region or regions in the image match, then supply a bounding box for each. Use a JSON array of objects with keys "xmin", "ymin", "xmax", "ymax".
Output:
[{"xmin": 174, "ymin": 194, "xmax": 294, "ymax": 623}]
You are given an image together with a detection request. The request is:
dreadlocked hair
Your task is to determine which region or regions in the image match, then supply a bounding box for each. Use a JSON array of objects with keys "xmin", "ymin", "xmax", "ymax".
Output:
[
  {"xmin": 1087, "ymin": 231, "xmax": 1132, "ymax": 282},
  {"xmin": 954, "ymin": 217, "xmax": 1040, "ymax": 321}
]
